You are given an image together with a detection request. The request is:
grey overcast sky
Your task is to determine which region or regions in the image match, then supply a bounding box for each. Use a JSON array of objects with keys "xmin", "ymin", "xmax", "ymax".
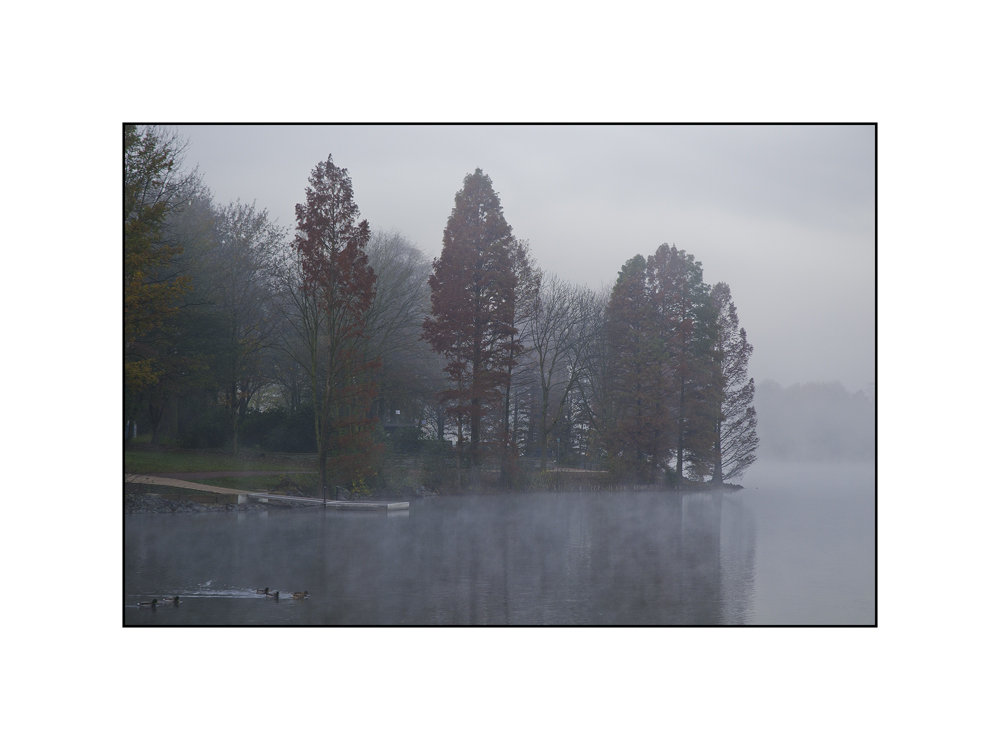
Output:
[{"xmin": 174, "ymin": 124, "xmax": 874, "ymax": 393}]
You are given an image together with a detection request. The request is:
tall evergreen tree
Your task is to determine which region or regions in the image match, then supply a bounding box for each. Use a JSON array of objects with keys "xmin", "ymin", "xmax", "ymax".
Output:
[
  {"xmin": 657, "ymin": 245, "xmax": 717, "ymax": 477},
  {"xmin": 649, "ymin": 244, "xmax": 717, "ymax": 480},
  {"xmin": 709, "ymin": 282, "xmax": 758, "ymax": 482},
  {"xmin": 291, "ymin": 156, "xmax": 379, "ymax": 494},
  {"xmin": 124, "ymin": 125, "xmax": 198, "ymax": 395},
  {"xmin": 422, "ymin": 168, "xmax": 523, "ymax": 471},
  {"xmin": 603, "ymin": 255, "xmax": 663, "ymax": 482},
  {"xmin": 136, "ymin": 187, "xmax": 219, "ymax": 447}
]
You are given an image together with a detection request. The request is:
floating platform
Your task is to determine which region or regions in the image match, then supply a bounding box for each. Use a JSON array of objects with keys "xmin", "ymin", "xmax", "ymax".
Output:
[{"xmin": 244, "ymin": 492, "xmax": 409, "ymax": 511}]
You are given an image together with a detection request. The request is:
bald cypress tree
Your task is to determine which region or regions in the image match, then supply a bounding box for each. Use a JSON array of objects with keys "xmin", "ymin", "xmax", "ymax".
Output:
[
  {"xmin": 422, "ymin": 168, "xmax": 523, "ymax": 471},
  {"xmin": 291, "ymin": 156, "xmax": 379, "ymax": 495},
  {"xmin": 591, "ymin": 245, "xmax": 752, "ymax": 485},
  {"xmin": 603, "ymin": 255, "xmax": 667, "ymax": 482},
  {"xmin": 648, "ymin": 244, "xmax": 717, "ymax": 481},
  {"xmin": 709, "ymin": 282, "xmax": 758, "ymax": 483}
]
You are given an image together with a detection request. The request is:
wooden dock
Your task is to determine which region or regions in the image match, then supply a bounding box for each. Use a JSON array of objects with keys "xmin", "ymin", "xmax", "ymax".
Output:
[{"xmin": 244, "ymin": 492, "xmax": 409, "ymax": 511}]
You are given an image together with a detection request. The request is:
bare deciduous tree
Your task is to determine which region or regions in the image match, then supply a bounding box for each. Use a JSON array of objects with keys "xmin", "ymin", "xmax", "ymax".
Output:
[
  {"xmin": 525, "ymin": 273, "xmax": 599, "ymax": 471},
  {"xmin": 361, "ymin": 230, "xmax": 443, "ymax": 440},
  {"xmin": 209, "ymin": 200, "xmax": 287, "ymax": 455}
]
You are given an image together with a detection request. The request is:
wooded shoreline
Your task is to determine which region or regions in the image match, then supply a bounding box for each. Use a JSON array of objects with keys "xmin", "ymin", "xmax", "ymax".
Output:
[{"xmin": 126, "ymin": 132, "xmax": 760, "ymax": 497}]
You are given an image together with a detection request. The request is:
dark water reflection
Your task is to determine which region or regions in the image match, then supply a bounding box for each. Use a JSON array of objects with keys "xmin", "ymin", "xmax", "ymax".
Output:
[{"xmin": 124, "ymin": 462, "xmax": 873, "ymax": 625}]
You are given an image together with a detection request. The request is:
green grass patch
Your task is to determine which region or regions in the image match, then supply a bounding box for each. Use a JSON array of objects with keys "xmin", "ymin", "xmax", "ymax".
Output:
[{"xmin": 124, "ymin": 449, "xmax": 315, "ymax": 475}]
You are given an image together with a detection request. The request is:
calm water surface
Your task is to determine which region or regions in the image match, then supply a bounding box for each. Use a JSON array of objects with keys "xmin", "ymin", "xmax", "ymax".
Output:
[{"xmin": 124, "ymin": 461, "xmax": 874, "ymax": 625}]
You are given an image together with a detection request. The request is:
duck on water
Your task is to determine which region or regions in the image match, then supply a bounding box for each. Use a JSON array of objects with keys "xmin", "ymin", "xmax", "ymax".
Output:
[{"xmin": 137, "ymin": 596, "xmax": 180, "ymax": 607}]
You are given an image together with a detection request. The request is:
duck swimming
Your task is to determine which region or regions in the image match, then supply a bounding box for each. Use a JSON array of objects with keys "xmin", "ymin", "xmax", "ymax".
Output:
[
  {"xmin": 292, "ymin": 591, "xmax": 308, "ymax": 600},
  {"xmin": 165, "ymin": 596, "xmax": 180, "ymax": 605},
  {"xmin": 138, "ymin": 599, "xmax": 158, "ymax": 607},
  {"xmin": 266, "ymin": 590, "xmax": 279, "ymax": 598},
  {"xmin": 256, "ymin": 588, "xmax": 270, "ymax": 595}
]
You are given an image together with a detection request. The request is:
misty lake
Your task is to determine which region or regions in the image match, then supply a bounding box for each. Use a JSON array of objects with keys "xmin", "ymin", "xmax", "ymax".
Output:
[{"xmin": 124, "ymin": 461, "xmax": 874, "ymax": 625}]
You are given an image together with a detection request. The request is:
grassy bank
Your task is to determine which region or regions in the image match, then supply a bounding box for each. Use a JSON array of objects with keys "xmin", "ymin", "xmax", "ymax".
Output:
[
  {"xmin": 124, "ymin": 446, "xmax": 739, "ymax": 498},
  {"xmin": 124, "ymin": 447, "xmax": 316, "ymax": 475}
]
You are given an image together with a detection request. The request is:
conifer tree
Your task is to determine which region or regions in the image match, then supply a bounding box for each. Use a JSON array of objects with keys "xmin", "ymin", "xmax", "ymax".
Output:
[
  {"xmin": 422, "ymin": 168, "xmax": 523, "ymax": 471},
  {"xmin": 709, "ymin": 282, "xmax": 758, "ymax": 482},
  {"xmin": 291, "ymin": 156, "xmax": 379, "ymax": 494},
  {"xmin": 603, "ymin": 255, "xmax": 663, "ymax": 482},
  {"xmin": 124, "ymin": 125, "xmax": 197, "ymax": 394},
  {"xmin": 651, "ymin": 244, "xmax": 717, "ymax": 481}
]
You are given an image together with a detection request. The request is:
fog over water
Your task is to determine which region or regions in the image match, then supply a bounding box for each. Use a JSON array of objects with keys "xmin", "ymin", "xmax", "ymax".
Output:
[
  {"xmin": 125, "ymin": 462, "xmax": 873, "ymax": 626},
  {"xmin": 123, "ymin": 124, "xmax": 875, "ymax": 628},
  {"xmin": 16, "ymin": 3, "xmax": 998, "ymax": 742}
]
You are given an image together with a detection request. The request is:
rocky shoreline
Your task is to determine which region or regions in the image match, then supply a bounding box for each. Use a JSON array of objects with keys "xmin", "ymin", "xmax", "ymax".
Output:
[
  {"xmin": 124, "ymin": 488, "xmax": 437, "ymax": 514},
  {"xmin": 124, "ymin": 481, "xmax": 730, "ymax": 514},
  {"xmin": 124, "ymin": 493, "xmax": 308, "ymax": 514}
]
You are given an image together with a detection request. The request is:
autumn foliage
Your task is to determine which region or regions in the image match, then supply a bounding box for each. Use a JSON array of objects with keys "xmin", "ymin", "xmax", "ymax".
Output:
[
  {"xmin": 293, "ymin": 156, "xmax": 381, "ymax": 491},
  {"xmin": 598, "ymin": 245, "xmax": 722, "ymax": 483},
  {"xmin": 124, "ymin": 125, "xmax": 192, "ymax": 393},
  {"xmin": 123, "ymin": 132, "xmax": 759, "ymax": 489},
  {"xmin": 422, "ymin": 168, "xmax": 527, "ymax": 471}
]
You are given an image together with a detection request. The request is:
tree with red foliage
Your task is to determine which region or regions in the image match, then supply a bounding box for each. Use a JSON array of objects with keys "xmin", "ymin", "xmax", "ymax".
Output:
[
  {"xmin": 649, "ymin": 243, "xmax": 718, "ymax": 481},
  {"xmin": 603, "ymin": 254, "xmax": 666, "ymax": 482},
  {"xmin": 596, "ymin": 245, "xmax": 719, "ymax": 484},
  {"xmin": 422, "ymin": 168, "xmax": 524, "ymax": 475},
  {"xmin": 291, "ymin": 156, "xmax": 380, "ymax": 495}
]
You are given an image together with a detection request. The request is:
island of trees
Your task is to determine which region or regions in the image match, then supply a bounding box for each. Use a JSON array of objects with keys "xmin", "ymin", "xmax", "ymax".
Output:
[{"xmin": 125, "ymin": 126, "xmax": 758, "ymax": 495}]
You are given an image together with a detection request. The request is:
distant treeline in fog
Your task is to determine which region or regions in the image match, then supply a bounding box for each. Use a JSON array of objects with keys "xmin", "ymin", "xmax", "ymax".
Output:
[{"xmin": 754, "ymin": 380, "xmax": 874, "ymax": 460}]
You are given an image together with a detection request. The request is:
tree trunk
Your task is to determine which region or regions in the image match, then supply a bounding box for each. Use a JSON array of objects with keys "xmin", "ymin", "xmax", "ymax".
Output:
[
  {"xmin": 148, "ymin": 397, "xmax": 165, "ymax": 448},
  {"xmin": 456, "ymin": 417, "xmax": 463, "ymax": 490},
  {"xmin": 675, "ymin": 376, "xmax": 685, "ymax": 481},
  {"xmin": 651, "ymin": 427, "xmax": 659, "ymax": 485},
  {"xmin": 318, "ymin": 447, "xmax": 327, "ymax": 499},
  {"xmin": 539, "ymin": 386, "xmax": 549, "ymax": 472},
  {"xmin": 500, "ymin": 379, "xmax": 512, "ymax": 482},
  {"xmin": 471, "ymin": 336, "xmax": 481, "ymax": 467},
  {"xmin": 470, "ymin": 398, "xmax": 480, "ymax": 468},
  {"xmin": 232, "ymin": 387, "xmax": 239, "ymax": 457},
  {"xmin": 711, "ymin": 418, "xmax": 724, "ymax": 485},
  {"xmin": 168, "ymin": 395, "xmax": 178, "ymax": 440}
]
